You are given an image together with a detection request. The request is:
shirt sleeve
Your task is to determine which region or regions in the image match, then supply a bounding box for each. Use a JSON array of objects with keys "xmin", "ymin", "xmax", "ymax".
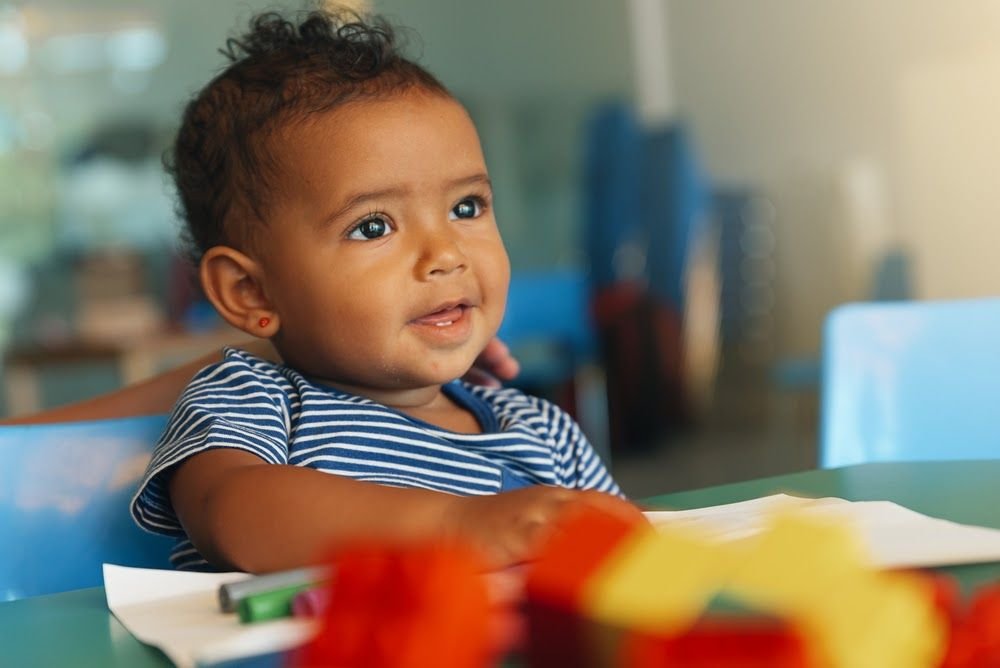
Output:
[
  {"xmin": 130, "ymin": 349, "xmax": 292, "ymax": 536},
  {"xmin": 545, "ymin": 400, "xmax": 624, "ymax": 498}
]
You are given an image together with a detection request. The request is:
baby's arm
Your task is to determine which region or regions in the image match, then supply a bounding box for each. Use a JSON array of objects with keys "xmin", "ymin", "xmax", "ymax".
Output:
[{"xmin": 169, "ymin": 448, "xmax": 642, "ymax": 572}]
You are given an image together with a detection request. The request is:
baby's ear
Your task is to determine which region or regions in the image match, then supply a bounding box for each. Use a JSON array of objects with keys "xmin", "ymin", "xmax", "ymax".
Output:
[{"xmin": 199, "ymin": 246, "xmax": 279, "ymax": 338}]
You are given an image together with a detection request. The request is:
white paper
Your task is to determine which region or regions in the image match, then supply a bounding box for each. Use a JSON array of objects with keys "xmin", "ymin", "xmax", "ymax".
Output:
[
  {"xmin": 645, "ymin": 493, "xmax": 1000, "ymax": 569},
  {"xmin": 104, "ymin": 564, "xmax": 318, "ymax": 668}
]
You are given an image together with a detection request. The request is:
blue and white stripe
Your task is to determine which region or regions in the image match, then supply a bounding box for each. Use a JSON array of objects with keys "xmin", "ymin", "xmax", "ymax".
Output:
[{"xmin": 131, "ymin": 347, "xmax": 621, "ymax": 570}]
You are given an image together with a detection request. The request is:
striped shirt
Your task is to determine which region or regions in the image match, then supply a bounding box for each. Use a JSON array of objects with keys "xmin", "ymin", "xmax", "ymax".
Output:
[{"xmin": 131, "ymin": 347, "xmax": 621, "ymax": 570}]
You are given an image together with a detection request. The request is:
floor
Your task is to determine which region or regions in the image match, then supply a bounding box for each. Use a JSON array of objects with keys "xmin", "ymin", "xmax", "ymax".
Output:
[{"xmin": 609, "ymin": 368, "xmax": 820, "ymax": 500}]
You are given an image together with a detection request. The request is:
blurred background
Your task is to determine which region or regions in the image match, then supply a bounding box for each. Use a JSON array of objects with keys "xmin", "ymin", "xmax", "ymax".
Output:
[{"xmin": 2, "ymin": 0, "xmax": 999, "ymax": 497}]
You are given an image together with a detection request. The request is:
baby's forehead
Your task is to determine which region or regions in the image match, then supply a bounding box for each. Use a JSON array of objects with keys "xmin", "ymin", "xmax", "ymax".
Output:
[
  {"xmin": 270, "ymin": 91, "xmax": 477, "ymax": 162},
  {"xmin": 257, "ymin": 91, "xmax": 485, "ymax": 209}
]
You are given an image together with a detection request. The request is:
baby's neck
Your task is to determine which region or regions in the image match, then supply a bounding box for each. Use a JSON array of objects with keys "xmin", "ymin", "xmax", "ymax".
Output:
[
  {"xmin": 332, "ymin": 382, "xmax": 443, "ymax": 409},
  {"xmin": 316, "ymin": 379, "xmax": 482, "ymax": 434}
]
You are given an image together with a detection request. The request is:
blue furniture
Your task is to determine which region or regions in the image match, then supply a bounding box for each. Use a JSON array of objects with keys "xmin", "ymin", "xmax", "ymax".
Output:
[
  {"xmin": 582, "ymin": 101, "xmax": 710, "ymax": 310},
  {"xmin": 820, "ymin": 298, "xmax": 1000, "ymax": 468},
  {"xmin": 0, "ymin": 414, "xmax": 174, "ymax": 600},
  {"xmin": 582, "ymin": 102, "xmax": 643, "ymax": 291},
  {"xmin": 497, "ymin": 269, "xmax": 596, "ymax": 389}
]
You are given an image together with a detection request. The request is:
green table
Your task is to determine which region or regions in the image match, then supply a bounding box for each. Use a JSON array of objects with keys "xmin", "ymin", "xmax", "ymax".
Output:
[
  {"xmin": 5, "ymin": 460, "xmax": 1000, "ymax": 666},
  {"xmin": 0, "ymin": 586, "xmax": 170, "ymax": 667}
]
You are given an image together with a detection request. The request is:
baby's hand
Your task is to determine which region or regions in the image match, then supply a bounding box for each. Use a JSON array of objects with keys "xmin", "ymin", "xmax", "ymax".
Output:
[{"xmin": 443, "ymin": 486, "xmax": 646, "ymax": 568}]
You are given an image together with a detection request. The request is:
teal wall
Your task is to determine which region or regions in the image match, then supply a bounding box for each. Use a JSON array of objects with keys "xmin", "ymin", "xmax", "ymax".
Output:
[{"xmin": 0, "ymin": 0, "xmax": 634, "ymax": 269}]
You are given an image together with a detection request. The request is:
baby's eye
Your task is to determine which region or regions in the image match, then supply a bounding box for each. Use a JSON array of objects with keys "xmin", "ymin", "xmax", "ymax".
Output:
[
  {"xmin": 347, "ymin": 216, "xmax": 393, "ymax": 240},
  {"xmin": 449, "ymin": 197, "xmax": 483, "ymax": 220}
]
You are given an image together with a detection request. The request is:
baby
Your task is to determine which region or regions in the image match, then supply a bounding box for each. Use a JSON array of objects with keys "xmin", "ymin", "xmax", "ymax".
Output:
[{"xmin": 131, "ymin": 8, "xmax": 640, "ymax": 573}]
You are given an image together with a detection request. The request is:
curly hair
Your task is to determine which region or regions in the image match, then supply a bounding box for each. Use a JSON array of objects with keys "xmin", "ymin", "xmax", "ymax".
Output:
[{"xmin": 167, "ymin": 8, "xmax": 449, "ymax": 261}]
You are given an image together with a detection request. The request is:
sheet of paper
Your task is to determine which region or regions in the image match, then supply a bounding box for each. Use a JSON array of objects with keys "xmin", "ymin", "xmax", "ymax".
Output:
[
  {"xmin": 104, "ymin": 564, "xmax": 317, "ymax": 668},
  {"xmin": 645, "ymin": 493, "xmax": 1000, "ymax": 569}
]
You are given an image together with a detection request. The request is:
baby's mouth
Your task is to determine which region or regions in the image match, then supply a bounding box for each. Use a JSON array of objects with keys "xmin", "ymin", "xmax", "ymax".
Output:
[{"xmin": 412, "ymin": 304, "xmax": 469, "ymax": 327}]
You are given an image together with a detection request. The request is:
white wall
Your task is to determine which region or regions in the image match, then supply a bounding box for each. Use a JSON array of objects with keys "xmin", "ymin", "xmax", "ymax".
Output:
[{"xmin": 667, "ymin": 0, "xmax": 1000, "ymax": 354}]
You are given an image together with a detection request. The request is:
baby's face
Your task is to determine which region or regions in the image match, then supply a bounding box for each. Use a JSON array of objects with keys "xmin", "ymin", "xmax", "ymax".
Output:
[{"xmin": 257, "ymin": 90, "xmax": 510, "ymax": 394}]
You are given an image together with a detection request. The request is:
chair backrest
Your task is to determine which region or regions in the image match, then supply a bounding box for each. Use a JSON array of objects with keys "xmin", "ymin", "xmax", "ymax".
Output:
[
  {"xmin": 497, "ymin": 270, "xmax": 595, "ymax": 387},
  {"xmin": 0, "ymin": 414, "xmax": 173, "ymax": 600},
  {"xmin": 820, "ymin": 298, "xmax": 1000, "ymax": 468}
]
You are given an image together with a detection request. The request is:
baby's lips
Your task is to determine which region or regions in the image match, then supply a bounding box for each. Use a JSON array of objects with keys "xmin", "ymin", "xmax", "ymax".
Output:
[{"xmin": 412, "ymin": 305, "xmax": 466, "ymax": 325}]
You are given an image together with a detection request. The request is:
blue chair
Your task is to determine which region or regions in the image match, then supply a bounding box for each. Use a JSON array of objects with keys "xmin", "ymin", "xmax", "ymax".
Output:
[
  {"xmin": 0, "ymin": 414, "xmax": 174, "ymax": 600},
  {"xmin": 497, "ymin": 269, "xmax": 596, "ymax": 389},
  {"xmin": 819, "ymin": 298, "xmax": 1000, "ymax": 468}
]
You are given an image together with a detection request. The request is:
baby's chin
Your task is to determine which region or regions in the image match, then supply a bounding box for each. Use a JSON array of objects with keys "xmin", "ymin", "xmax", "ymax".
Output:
[
  {"xmin": 404, "ymin": 345, "xmax": 485, "ymax": 383},
  {"xmin": 407, "ymin": 360, "xmax": 479, "ymax": 388}
]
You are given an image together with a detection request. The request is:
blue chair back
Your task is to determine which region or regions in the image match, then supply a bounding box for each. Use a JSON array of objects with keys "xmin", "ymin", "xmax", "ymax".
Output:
[
  {"xmin": 820, "ymin": 299, "xmax": 1000, "ymax": 468},
  {"xmin": 0, "ymin": 414, "xmax": 174, "ymax": 600},
  {"xmin": 498, "ymin": 270, "xmax": 595, "ymax": 387}
]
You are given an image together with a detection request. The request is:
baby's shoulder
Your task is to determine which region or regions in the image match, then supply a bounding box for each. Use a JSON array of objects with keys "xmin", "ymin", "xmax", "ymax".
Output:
[
  {"xmin": 193, "ymin": 346, "xmax": 286, "ymax": 380},
  {"xmin": 180, "ymin": 346, "xmax": 299, "ymax": 404}
]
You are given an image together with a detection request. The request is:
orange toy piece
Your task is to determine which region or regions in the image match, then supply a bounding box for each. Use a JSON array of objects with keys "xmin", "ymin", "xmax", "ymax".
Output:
[
  {"xmin": 940, "ymin": 581, "xmax": 1000, "ymax": 668},
  {"xmin": 526, "ymin": 501, "xmax": 651, "ymax": 608},
  {"xmin": 619, "ymin": 617, "xmax": 814, "ymax": 668},
  {"xmin": 294, "ymin": 543, "xmax": 493, "ymax": 668},
  {"xmin": 524, "ymin": 501, "xmax": 650, "ymax": 668}
]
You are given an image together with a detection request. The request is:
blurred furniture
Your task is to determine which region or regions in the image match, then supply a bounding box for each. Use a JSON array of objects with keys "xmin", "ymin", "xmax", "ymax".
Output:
[
  {"xmin": 6, "ymin": 459, "xmax": 1000, "ymax": 665},
  {"xmin": 583, "ymin": 102, "xmax": 714, "ymax": 451},
  {"xmin": 714, "ymin": 189, "xmax": 779, "ymax": 366},
  {"xmin": 497, "ymin": 269, "xmax": 609, "ymax": 460},
  {"xmin": 820, "ymin": 298, "xmax": 1000, "ymax": 468},
  {"xmin": 3, "ymin": 326, "xmax": 238, "ymax": 417},
  {"xmin": 0, "ymin": 415, "xmax": 173, "ymax": 601},
  {"xmin": 498, "ymin": 269, "xmax": 596, "ymax": 388},
  {"xmin": 583, "ymin": 102, "xmax": 711, "ymax": 308}
]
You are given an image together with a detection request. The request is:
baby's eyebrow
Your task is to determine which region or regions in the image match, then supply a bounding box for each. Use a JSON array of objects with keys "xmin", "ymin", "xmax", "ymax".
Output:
[
  {"xmin": 447, "ymin": 173, "xmax": 492, "ymax": 191},
  {"xmin": 328, "ymin": 186, "xmax": 408, "ymax": 222}
]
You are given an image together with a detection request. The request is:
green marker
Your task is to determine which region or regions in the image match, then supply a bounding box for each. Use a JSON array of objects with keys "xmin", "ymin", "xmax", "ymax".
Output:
[
  {"xmin": 237, "ymin": 582, "xmax": 313, "ymax": 623},
  {"xmin": 219, "ymin": 566, "xmax": 329, "ymax": 612}
]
